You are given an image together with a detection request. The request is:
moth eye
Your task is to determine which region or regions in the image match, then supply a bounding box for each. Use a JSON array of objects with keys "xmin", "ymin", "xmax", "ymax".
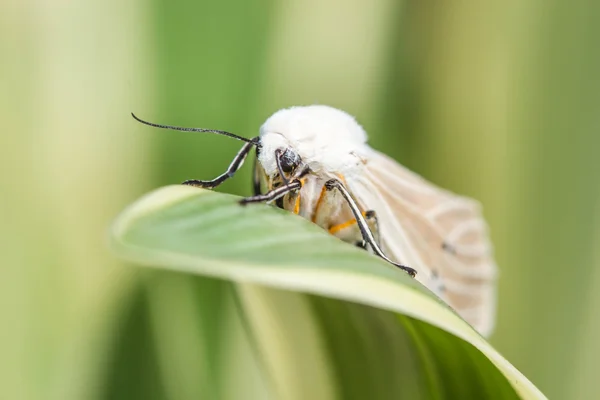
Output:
[{"xmin": 279, "ymin": 148, "xmax": 301, "ymax": 172}]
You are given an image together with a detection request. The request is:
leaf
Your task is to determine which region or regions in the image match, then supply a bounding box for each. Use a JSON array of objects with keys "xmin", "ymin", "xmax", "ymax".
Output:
[{"xmin": 110, "ymin": 186, "xmax": 546, "ymax": 399}]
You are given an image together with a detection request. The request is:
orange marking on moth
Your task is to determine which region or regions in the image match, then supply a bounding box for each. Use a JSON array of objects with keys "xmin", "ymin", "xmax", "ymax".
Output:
[
  {"xmin": 293, "ymin": 178, "xmax": 305, "ymax": 215},
  {"xmin": 312, "ymin": 184, "xmax": 328, "ymax": 223},
  {"xmin": 293, "ymin": 193, "xmax": 301, "ymax": 214},
  {"xmin": 327, "ymin": 211, "xmax": 369, "ymax": 235},
  {"xmin": 336, "ymin": 173, "xmax": 347, "ymax": 185},
  {"xmin": 328, "ymin": 218, "xmax": 357, "ymax": 235}
]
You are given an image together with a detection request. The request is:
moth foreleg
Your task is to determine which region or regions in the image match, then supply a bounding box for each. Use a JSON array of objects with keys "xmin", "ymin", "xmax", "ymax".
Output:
[
  {"xmin": 240, "ymin": 180, "xmax": 302, "ymax": 205},
  {"xmin": 183, "ymin": 139, "xmax": 257, "ymax": 189},
  {"xmin": 252, "ymin": 147, "xmax": 262, "ymax": 196}
]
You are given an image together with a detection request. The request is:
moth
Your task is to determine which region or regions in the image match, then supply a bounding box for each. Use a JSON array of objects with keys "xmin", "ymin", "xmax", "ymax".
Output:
[{"xmin": 132, "ymin": 105, "xmax": 497, "ymax": 336}]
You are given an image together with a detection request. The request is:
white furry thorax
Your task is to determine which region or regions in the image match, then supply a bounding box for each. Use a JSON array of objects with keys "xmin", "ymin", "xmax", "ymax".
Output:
[{"xmin": 258, "ymin": 105, "xmax": 369, "ymax": 178}]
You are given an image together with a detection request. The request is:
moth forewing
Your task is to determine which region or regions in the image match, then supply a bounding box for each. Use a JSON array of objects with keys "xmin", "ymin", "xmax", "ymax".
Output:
[{"xmin": 350, "ymin": 148, "xmax": 498, "ymax": 336}]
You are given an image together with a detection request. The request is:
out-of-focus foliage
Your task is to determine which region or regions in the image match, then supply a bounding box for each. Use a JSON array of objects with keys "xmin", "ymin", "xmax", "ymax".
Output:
[{"xmin": 1, "ymin": 0, "xmax": 598, "ymax": 399}]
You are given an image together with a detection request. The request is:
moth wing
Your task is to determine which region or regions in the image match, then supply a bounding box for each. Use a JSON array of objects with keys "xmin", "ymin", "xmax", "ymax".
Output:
[{"xmin": 347, "ymin": 149, "xmax": 497, "ymax": 336}]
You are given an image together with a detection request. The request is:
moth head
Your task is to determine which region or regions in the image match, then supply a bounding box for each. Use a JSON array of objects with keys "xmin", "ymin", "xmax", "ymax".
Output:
[
  {"xmin": 258, "ymin": 105, "xmax": 368, "ymax": 177},
  {"xmin": 257, "ymin": 131, "xmax": 303, "ymax": 178},
  {"xmin": 278, "ymin": 148, "xmax": 301, "ymax": 173}
]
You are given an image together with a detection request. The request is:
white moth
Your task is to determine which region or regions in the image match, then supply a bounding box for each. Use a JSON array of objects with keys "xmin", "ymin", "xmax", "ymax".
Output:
[{"xmin": 132, "ymin": 105, "xmax": 497, "ymax": 336}]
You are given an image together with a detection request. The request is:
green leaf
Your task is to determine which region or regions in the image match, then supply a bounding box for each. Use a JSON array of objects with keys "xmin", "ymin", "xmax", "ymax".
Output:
[{"xmin": 110, "ymin": 186, "xmax": 546, "ymax": 400}]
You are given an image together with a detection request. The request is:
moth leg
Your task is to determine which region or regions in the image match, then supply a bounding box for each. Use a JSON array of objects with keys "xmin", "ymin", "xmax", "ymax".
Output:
[
  {"xmin": 355, "ymin": 240, "xmax": 367, "ymax": 249},
  {"xmin": 364, "ymin": 210, "xmax": 380, "ymax": 246},
  {"xmin": 324, "ymin": 179, "xmax": 417, "ymax": 277},
  {"xmin": 330, "ymin": 211, "xmax": 378, "ymax": 253},
  {"xmin": 240, "ymin": 180, "xmax": 302, "ymax": 205},
  {"xmin": 359, "ymin": 211, "xmax": 380, "ymax": 250},
  {"xmin": 252, "ymin": 146, "xmax": 262, "ymax": 196},
  {"xmin": 327, "ymin": 211, "xmax": 375, "ymax": 235},
  {"xmin": 329, "ymin": 211, "xmax": 380, "ymax": 252},
  {"xmin": 283, "ymin": 176, "xmax": 307, "ymax": 214},
  {"xmin": 183, "ymin": 139, "xmax": 257, "ymax": 189}
]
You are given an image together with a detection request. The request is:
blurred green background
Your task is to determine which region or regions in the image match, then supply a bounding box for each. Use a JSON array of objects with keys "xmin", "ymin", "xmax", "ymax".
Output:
[{"xmin": 2, "ymin": 0, "xmax": 599, "ymax": 399}]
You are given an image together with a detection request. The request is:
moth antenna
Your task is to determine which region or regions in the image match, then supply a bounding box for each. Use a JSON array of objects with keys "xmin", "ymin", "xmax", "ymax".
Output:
[{"xmin": 131, "ymin": 113, "xmax": 255, "ymax": 144}]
